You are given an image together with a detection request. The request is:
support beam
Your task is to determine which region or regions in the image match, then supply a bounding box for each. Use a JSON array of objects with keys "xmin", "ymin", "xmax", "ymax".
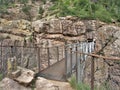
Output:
[
  {"xmin": 91, "ymin": 56, "xmax": 95, "ymax": 90},
  {"xmin": 71, "ymin": 51, "xmax": 120, "ymax": 61}
]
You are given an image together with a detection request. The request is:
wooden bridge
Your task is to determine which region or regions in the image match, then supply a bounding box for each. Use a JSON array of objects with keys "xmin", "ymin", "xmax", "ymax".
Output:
[
  {"xmin": 39, "ymin": 41, "xmax": 95, "ymax": 82},
  {"xmin": 0, "ymin": 39, "xmax": 120, "ymax": 90}
]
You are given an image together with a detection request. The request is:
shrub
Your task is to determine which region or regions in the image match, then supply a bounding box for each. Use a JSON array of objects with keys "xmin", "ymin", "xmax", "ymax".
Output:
[
  {"xmin": 22, "ymin": 5, "xmax": 32, "ymax": 20},
  {"xmin": 19, "ymin": 0, "xmax": 28, "ymax": 4},
  {"xmin": 22, "ymin": 5, "xmax": 31, "ymax": 14},
  {"xmin": 39, "ymin": 6, "xmax": 44, "ymax": 15},
  {"xmin": 0, "ymin": 74, "xmax": 3, "ymax": 81},
  {"xmin": 41, "ymin": 0, "xmax": 47, "ymax": 4},
  {"xmin": 94, "ymin": 81, "xmax": 111, "ymax": 90},
  {"xmin": 69, "ymin": 76, "xmax": 90, "ymax": 90},
  {"xmin": 49, "ymin": 0, "xmax": 120, "ymax": 23},
  {"xmin": 69, "ymin": 76, "xmax": 77, "ymax": 89}
]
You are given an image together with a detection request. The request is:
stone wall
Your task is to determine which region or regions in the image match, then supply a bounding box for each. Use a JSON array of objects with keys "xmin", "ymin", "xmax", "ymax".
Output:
[
  {"xmin": 32, "ymin": 17, "xmax": 120, "ymax": 89},
  {"xmin": 0, "ymin": 17, "xmax": 120, "ymax": 89}
]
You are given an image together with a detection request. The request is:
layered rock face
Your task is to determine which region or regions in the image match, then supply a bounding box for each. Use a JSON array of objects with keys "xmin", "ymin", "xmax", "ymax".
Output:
[{"xmin": 0, "ymin": 17, "xmax": 120, "ymax": 89}]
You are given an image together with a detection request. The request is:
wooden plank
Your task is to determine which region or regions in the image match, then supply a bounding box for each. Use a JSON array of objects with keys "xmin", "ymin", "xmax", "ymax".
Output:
[
  {"xmin": 91, "ymin": 57, "xmax": 95, "ymax": 90},
  {"xmin": 77, "ymin": 53, "xmax": 82, "ymax": 83},
  {"xmin": 71, "ymin": 51, "xmax": 120, "ymax": 60},
  {"xmin": 47, "ymin": 48, "xmax": 50, "ymax": 67},
  {"xmin": 56, "ymin": 46, "xmax": 59, "ymax": 62},
  {"xmin": 38, "ymin": 48, "xmax": 41, "ymax": 72},
  {"xmin": 70, "ymin": 48, "xmax": 72, "ymax": 75},
  {"xmin": 64, "ymin": 45, "xmax": 67, "ymax": 79},
  {"xmin": 76, "ymin": 45, "xmax": 78, "ymax": 83}
]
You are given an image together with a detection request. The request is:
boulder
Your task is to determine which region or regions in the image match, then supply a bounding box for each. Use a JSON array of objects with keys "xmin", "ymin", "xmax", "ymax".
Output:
[
  {"xmin": 11, "ymin": 70, "xmax": 21, "ymax": 78},
  {"xmin": 62, "ymin": 20, "xmax": 86, "ymax": 36},
  {"xmin": 15, "ymin": 67, "xmax": 35, "ymax": 86},
  {"xmin": 36, "ymin": 77, "xmax": 73, "ymax": 90},
  {"xmin": 0, "ymin": 26, "xmax": 3, "ymax": 31},
  {"xmin": 36, "ymin": 77, "xmax": 56, "ymax": 90},
  {"xmin": 1, "ymin": 19, "xmax": 31, "ymax": 30},
  {"xmin": 108, "ymin": 63, "xmax": 120, "ymax": 90},
  {"xmin": 73, "ymin": 21, "xmax": 86, "ymax": 35},
  {"xmin": 32, "ymin": 20, "xmax": 45, "ymax": 33},
  {"xmin": 0, "ymin": 19, "xmax": 32, "ymax": 38},
  {"xmin": 48, "ymin": 79, "xmax": 73, "ymax": 90},
  {"xmin": 48, "ymin": 19, "xmax": 62, "ymax": 34},
  {"xmin": 62, "ymin": 20, "xmax": 77, "ymax": 36},
  {"xmin": 0, "ymin": 78, "xmax": 31, "ymax": 90},
  {"xmin": 83, "ymin": 20, "xmax": 106, "ymax": 31},
  {"xmin": 18, "ymin": 19, "xmax": 31, "ymax": 30}
]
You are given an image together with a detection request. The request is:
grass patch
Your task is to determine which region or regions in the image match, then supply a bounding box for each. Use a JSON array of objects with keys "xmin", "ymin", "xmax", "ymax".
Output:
[
  {"xmin": 69, "ymin": 76, "xmax": 90, "ymax": 90},
  {"xmin": 94, "ymin": 81, "xmax": 111, "ymax": 90},
  {"xmin": 48, "ymin": 0, "xmax": 120, "ymax": 23},
  {"xmin": 69, "ymin": 76, "xmax": 111, "ymax": 90},
  {"xmin": 0, "ymin": 73, "xmax": 3, "ymax": 81}
]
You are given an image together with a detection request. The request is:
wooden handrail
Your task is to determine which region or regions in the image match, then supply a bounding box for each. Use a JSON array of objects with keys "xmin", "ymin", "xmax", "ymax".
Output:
[{"xmin": 71, "ymin": 51, "xmax": 120, "ymax": 60}]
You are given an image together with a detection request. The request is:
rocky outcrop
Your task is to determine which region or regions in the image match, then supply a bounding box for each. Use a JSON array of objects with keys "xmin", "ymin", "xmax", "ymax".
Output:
[
  {"xmin": 49, "ymin": 19, "xmax": 62, "ymax": 34},
  {"xmin": 62, "ymin": 20, "xmax": 86, "ymax": 36},
  {"xmin": 0, "ymin": 17, "xmax": 107, "ymax": 42},
  {"xmin": 36, "ymin": 77, "xmax": 73, "ymax": 90},
  {"xmin": 0, "ymin": 16, "xmax": 120, "ymax": 89},
  {"xmin": 32, "ymin": 20, "xmax": 45, "ymax": 33},
  {"xmin": 14, "ymin": 67, "xmax": 35, "ymax": 86},
  {"xmin": 0, "ymin": 19, "xmax": 32, "ymax": 40},
  {"xmin": 84, "ymin": 24, "xmax": 120, "ymax": 90},
  {"xmin": 0, "ymin": 78, "xmax": 31, "ymax": 90},
  {"xmin": 36, "ymin": 77, "xmax": 56, "ymax": 90},
  {"xmin": 108, "ymin": 62, "xmax": 120, "ymax": 90},
  {"xmin": 0, "ymin": 76, "xmax": 73, "ymax": 90}
]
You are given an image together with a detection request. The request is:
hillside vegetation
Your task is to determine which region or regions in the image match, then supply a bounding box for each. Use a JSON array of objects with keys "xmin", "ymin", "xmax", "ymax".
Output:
[
  {"xmin": 0, "ymin": 0, "xmax": 120, "ymax": 23},
  {"xmin": 49, "ymin": 0, "xmax": 120, "ymax": 23}
]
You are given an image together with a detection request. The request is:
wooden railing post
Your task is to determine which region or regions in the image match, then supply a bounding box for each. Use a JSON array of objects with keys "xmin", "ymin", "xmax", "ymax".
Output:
[
  {"xmin": 38, "ymin": 47, "xmax": 41, "ymax": 72},
  {"xmin": 70, "ymin": 47, "xmax": 72, "ymax": 75},
  {"xmin": 64, "ymin": 43, "xmax": 67, "ymax": 80},
  {"xmin": 76, "ymin": 44, "xmax": 78, "ymax": 83},
  {"xmin": 0, "ymin": 42, "xmax": 3, "ymax": 74},
  {"xmin": 11, "ymin": 46, "xmax": 13, "ymax": 57},
  {"xmin": 91, "ymin": 56, "xmax": 95, "ymax": 90},
  {"xmin": 56, "ymin": 46, "xmax": 59, "ymax": 62},
  {"xmin": 47, "ymin": 47, "xmax": 50, "ymax": 67}
]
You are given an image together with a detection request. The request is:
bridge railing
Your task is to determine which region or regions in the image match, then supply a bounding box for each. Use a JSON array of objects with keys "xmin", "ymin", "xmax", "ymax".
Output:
[
  {"xmin": 69, "ymin": 50, "xmax": 120, "ymax": 90},
  {"xmin": 0, "ymin": 40, "xmax": 65, "ymax": 79},
  {"xmin": 64, "ymin": 41, "xmax": 95, "ymax": 79}
]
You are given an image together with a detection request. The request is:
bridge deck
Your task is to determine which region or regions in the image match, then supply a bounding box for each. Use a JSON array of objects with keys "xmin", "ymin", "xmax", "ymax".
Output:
[{"xmin": 40, "ymin": 59, "xmax": 66, "ymax": 81}]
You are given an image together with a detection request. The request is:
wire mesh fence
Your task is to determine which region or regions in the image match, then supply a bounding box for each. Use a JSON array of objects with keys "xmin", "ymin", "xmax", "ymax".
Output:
[
  {"xmin": 0, "ymin": 39, "xmax": 119, "ymax": 90},
  {"xmin": 0, "ymin": 40, "xmax": 65, "ymax": 79}
]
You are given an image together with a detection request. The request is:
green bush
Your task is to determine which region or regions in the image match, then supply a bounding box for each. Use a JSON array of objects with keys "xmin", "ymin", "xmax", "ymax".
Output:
[
  {"xmin": 0, "ymin": 74, "xmax": 3, "ymax": 81},
  {"xmin": 94, "ymin": 81, "xmax": 111, "ymax": 90},
  {"xmin": 76, "ymin": 83, "xmax": 90, "ymax": 90},
  {"xmin": 69, "ymin": 76, "xmax": 111, "ymax": 90},
  {"xmin": 94, "ymin": 4, "xmax": 112, "ymax": 23},
  {"xmin": 49, "ymin": 0, "xmax": 120, "ymax": 23},
  {"xmin": 0, "ymin": 0, "xmax": 15, "ymax": 14},
  {"xmin": 69, "ymin": 76, "xmax": 90, "ymax": 90},
  {"xmin": 41, "ymin": 0, "xmax": 47, "ymax": 4},
  {"xmin": 69, "ymin": 76, "xmax": 77, "ymax": 89},
  {"xmin": 22, "ymin": 4, "xmax": 32, "ymax": 21},
  {"xmin": 39, "ymin": 7, "xmax": 44, "ymax": 15},
  {"xmin": 22, "ymin": 5, "xmax": 31, "ymax": 14},
  {"xmin": 19, "ymin": 0, "xmax": 28, "ymax": 4},
  {"xmin": 0, "ymin": 5, "xmax": 9, "ymax": 14}
]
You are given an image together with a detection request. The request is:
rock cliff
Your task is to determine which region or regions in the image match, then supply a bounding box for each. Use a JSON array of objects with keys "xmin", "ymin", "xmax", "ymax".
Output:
[{"xmin": 0, "ymin": 16, "xmax": 120, "ymax": 89}]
